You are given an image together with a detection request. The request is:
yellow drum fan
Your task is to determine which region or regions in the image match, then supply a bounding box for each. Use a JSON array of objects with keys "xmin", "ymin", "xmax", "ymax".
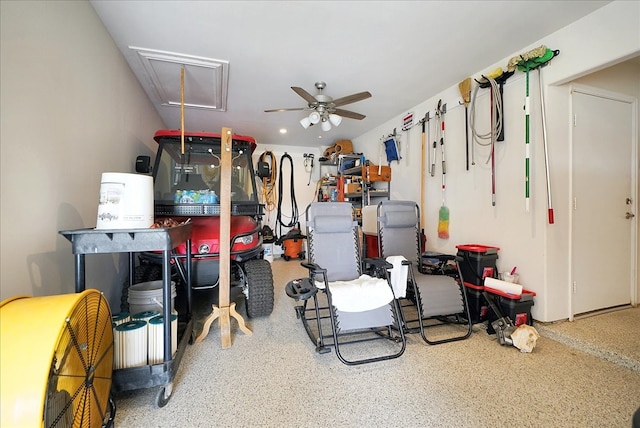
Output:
[{"xmin": 1, "ymin": 289, "xmax": 114, "ymax": 427}]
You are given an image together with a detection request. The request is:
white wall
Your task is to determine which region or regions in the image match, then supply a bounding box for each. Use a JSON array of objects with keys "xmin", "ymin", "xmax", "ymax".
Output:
[
  {"xmin": 352, "ymin": 0, "xmax": 640, "ymax": 322},
  {"xmin": 0, "ymin": 1, "xmax": 165, "ymax": 309}
]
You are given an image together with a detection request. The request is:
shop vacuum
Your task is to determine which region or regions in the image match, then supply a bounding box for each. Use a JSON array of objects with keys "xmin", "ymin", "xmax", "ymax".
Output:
[{"xmin": 277, "ymin": 227, "xmax": 306, "ymax": 261}]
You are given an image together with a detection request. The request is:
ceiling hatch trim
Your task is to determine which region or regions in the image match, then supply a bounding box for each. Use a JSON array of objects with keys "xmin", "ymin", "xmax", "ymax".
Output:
[{"xmin": 129, "ymin": 46, "xmax": 229, "ymax": 111}]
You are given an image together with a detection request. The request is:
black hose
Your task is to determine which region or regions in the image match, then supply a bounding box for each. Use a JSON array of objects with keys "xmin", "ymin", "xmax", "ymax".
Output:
[{"xmin": 276, "ymin": 153, "xmax": 299, "ymax": 239}]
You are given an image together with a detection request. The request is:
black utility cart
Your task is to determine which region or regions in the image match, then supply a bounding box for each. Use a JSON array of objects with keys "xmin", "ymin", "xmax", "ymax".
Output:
[{"xmin": 59, "ymin": 223, "xmax": 193, "ymax": 407}]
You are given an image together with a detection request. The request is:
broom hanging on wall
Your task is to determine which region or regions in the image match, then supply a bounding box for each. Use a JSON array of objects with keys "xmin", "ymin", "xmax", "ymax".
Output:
[{"xmin": 458, "ymin": 78, "xmax": 471, "ymax": 171}]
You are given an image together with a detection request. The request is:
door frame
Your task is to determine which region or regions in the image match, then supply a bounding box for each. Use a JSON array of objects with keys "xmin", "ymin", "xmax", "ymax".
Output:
[{"xmin": 568, "ymin": 83, "xmax": 638, "ymax": 320}]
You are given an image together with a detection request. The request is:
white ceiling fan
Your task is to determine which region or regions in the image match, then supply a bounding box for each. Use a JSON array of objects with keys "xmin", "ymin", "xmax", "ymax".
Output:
[{"xmin": 264, "ymin": 81, "xmax": 372, "ymax": 131}]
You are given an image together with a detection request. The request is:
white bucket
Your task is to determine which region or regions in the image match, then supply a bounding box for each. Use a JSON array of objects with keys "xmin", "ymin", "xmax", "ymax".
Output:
[
  {"xmin": 128, "ymin": 280, "xmax": 176, "ymax": 315},
  {"xmin": 96, "ymin": 172, "xmax": 154, "ymax": 229}
]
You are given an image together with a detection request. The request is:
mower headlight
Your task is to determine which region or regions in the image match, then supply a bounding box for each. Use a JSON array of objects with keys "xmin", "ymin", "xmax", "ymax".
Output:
[{"xmin": 234, "ymin": 234, "xmax": 254, "ymax": 246}]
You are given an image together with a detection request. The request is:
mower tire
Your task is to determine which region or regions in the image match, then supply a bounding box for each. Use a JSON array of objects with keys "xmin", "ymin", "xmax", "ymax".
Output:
[{"xmin": 244, "ymin": 259, "xmax": 274, "ymax": 318}]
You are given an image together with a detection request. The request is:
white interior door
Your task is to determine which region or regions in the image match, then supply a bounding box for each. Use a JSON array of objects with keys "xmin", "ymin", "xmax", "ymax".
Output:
[{"xmin": 571, "ymin": 87, "xmax": 636, "ymax": 316}]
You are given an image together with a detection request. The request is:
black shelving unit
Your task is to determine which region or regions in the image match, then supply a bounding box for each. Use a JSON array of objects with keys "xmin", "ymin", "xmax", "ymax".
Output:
[
  {"xmin": 318, "ymin": 155, "xmax": 391, "ymax": 222},
  {"xmin": 59, "ymin": 224, "xmax": 193, "ymax": 407},
  {"xmin": 342, "ymin": 163, "xmax": 391, "ymax": 210}
]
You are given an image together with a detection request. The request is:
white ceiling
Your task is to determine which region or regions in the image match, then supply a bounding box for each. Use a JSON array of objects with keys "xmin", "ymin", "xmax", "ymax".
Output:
[{"xmin": 90, "ymin": 0, "xmax": 611, "ymax": 148}]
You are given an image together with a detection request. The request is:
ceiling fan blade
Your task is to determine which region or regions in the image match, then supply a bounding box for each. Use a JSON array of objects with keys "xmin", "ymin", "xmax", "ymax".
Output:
[
  {"xmin": 264, "ymin": 107, "xmax": 306, "ymax": 113},
  {"xmin": 334, "ymin": 108, "xmax": 366, "ymax": 120},
  {"xmin": 332, "ymin": 91, "xmax": 372, "ymax": 107},
  {"xmin": 291, "ymin": 86, "xmax": 318, "ymax": 104}
]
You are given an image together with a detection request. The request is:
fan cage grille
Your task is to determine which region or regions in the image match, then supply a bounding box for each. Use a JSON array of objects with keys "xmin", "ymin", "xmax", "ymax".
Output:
[{"xmin": 44, "ymin": 291, "xmax": 113, "ymax": 428}]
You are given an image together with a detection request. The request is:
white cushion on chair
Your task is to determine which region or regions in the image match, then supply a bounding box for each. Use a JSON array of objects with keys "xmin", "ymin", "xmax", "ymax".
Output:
[{"xmin": 320, "ymin": 275, "xmax": 394, "ymax": 312}]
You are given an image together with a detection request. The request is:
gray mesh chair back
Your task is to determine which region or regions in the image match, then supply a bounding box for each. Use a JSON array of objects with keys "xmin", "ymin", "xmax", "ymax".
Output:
[
  {"xmin": 376, "ymin": 200, "xmax": 422, "ymax": 261},
  {"xmin": 377, "ymin": 200, "xmax": 472, "ymax": 345},
  {"xmin": 307, "ymin": 202, "xmax": 360, "ymax": 282}
]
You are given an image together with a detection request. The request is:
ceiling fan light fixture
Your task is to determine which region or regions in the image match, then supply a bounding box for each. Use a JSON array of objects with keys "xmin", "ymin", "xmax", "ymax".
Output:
[
  {"xmin": 267, "ymin": 82, "xmax": 371, "ymax": 130},
  {"xmin": 300, "ymin": 117, "xmax": 312, "ymax": 129},
  {"xmin": 308, "ymin": 111, "xmax": 321, "ymax": 125}
]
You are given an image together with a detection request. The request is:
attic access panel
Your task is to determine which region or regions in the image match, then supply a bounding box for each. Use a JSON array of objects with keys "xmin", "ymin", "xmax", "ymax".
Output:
[{"xmin": 130, "ymin": 47, "xmax": 229, "ymax": 111}]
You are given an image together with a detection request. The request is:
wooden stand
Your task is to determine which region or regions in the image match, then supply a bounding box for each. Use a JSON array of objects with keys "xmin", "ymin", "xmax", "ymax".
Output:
[
  {"xmin": 195, "ymin": 127, "xmax": 251, "ymax": 348},
  {"xmin": 195, "ymin": 302, "xmax": 252, "ymax": 346}
]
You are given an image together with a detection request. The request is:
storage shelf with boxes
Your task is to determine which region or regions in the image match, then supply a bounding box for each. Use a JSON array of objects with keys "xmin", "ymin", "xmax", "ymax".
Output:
[
  {"xmin": 319, "ymin": 149, "xmax": 391, "ymax": 224},
  {"xmin": 343, "ymin": 160, "xmax": 391, "ymax": 219}
]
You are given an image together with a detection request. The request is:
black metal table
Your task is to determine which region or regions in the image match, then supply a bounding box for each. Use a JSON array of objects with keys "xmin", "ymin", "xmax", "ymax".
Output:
[{"xmin": 59, "ymin": 224, "xmax": 193, "ymax": 406}]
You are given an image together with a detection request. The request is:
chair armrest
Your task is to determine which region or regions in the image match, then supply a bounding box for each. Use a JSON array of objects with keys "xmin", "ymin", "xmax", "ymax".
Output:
[
  {"xmin": 363, "ymin": 257, "xmax": 393, "ymax": 270},
  {"xmin": 301, "ymin": 261, "xmax": 326, "ymax": 274}
]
